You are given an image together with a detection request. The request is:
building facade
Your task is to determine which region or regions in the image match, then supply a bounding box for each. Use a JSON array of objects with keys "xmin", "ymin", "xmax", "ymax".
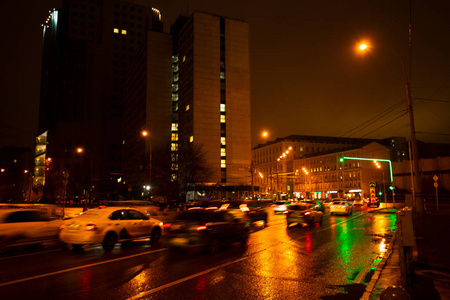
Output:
[
  {"xmin": 253, "ymin": 136, "xmax": 398, "ymax": 200},
  {"xmin": 172, "ymin": 12, "xmax": 252, "ymax": 199},
  {"xmin": 38, "ymin": 0, "xmax": 163, "ymax": 201}
]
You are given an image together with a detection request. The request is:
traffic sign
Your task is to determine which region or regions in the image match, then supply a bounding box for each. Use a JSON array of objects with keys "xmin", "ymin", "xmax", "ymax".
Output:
[
  {"xmin": 369, "ymin": 182, "xmax": 376, "ymax": 188},
  {"xmin": 433, "ymin": 174, "xmax": 438, "ymax": 181},
  {"xmin": 434, "ymin": 182, "xmax": 438, "ymax": 188}
]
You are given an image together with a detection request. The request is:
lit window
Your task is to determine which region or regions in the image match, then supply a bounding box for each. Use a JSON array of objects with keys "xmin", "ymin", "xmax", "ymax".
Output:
[
  {"xmin": 220, "ymin": 104, "xmax": 225, "ymax": 112},
  {"xmin": 171, "ymin": 133, "xmax": 178, "ymax": 141},
  {"xmin": 121, "ymin": 29, "xmax": 127, "ymax": 35},
  {"xmin": 114, "ymin": 28, "xmax": 119, "ymax": 33},
  {"xmin": 220, "ymin": 71, "xmax": 225, "ymax": 79},
  {"xmin": 186, "ymin": 105, "xmax": 190, "ymax": 111},
  {"xmin": 221, "ymin": 148, "xmax": 226, "ymax": 157},
  {"xmin": 171, "ymin": 143, "xmax": 178, "ymax": 151},
  {"xmin": 190, "ymin": 136, "xmax": 193, "ymax": 143},
  {"xmin": 220, "ymin": 115, "xmax": 226, "ymax": 123},
  {"xmin": 300, "ymin": 147, "xmax": 303, "ymax": 152},
  {"xmin": 221, "ymin": 137, "xmax": 226, "ymax": 146},
  {"xmin": 171, "ymin": 123, "xmax": 178, "ymax": 131},
  {"xmin": 221, "ymin": 159, "xmax": 226, "ymax": 168},
  {"xmin": 182, "ymin": 56, "xmax": 186, "ymax": 62}
]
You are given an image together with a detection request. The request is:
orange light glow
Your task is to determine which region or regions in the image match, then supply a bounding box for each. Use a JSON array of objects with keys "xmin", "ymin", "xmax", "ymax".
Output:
[
  {"xmin": 77, "ymin": 147, "xmax": 84, "ymax": 153},
  {"xmin": 141, "ymin": 130, "xmax": 149, "ymax": 137}
]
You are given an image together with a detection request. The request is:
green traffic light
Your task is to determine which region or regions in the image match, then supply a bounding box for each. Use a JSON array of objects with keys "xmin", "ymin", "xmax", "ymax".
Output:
[
  {"xmin": 378, "ymin": 191, "xmax": 382, "ymax": 196},
  {"xmin": 339, "ymin": 157, "xmax": 344, "ymax": 163},
  {"xmin": 389, "ymin": 186, "xmax": 394, "ymax": 190}
]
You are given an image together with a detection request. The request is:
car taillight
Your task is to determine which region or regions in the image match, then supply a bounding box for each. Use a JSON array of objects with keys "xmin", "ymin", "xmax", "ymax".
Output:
[
  {"xmin": 196, "ymin": 225, "xmax": 207, "ymax": 231},
  {"xmin": 59, "ymin": 224, "xmax": 65, "ymax": 230},
  {"xmin": 85, "ymin": 224, "xmax": 98, "ymax": 231},
  {"xmin": 304, "ymin": 211, "xmax": 311, "ymax": 215},
  {"xmin": 163, "ymin": 223, "xmax": 172, "ymax": 228}
]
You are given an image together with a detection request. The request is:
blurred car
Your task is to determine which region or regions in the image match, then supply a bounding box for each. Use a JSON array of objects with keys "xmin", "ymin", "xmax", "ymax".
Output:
[
  {"xmin": 59, "ymin": 206, "xmax": 163, "ymax": 251},
  {"xmin": 284, "ymin": 203, "xmax": 323, "ymax": 227},
  {"xmin": 220, "ymin": 200, "xmax": 268, "ymax": 227},
  {"xmin": 353, "ymin": 198, "xmax": 364, "ymax": 206},
  {"xmin": 322, "ymin": 199, "xmax": 334, "ymax": 209},
  {"xmin": 185, "ymin": 200, "xmax": 205, "ymax": 210},
  {"xmin": 164, "ymin": 209, "xmax": 250, "ymax": 253},
  {"xmin": 0, "ymin": 209, "xmax": 63, "ymax": 252},
  {"xmin": 330, "ymin": 200, "xmax": 353, "ymax": 216},
  {"xmin": 301, "ymin": 199, "xmax": 325, "ymax": 213},
  {"xmin": 272, "ymin": 200, "xmax": 291, "ymax": 214}
]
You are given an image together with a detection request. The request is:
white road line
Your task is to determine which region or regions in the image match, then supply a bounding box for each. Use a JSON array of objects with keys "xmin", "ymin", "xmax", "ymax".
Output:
[
  {"xmin": 0, "ymin": 248, "xmax": 167, "ymax": 287},
  {"xmin": 126, "ymin": 256, "xmax": 248, "ymax": 300}
]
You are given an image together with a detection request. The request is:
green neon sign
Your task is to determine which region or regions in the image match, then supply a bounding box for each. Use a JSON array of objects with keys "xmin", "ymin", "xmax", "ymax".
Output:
[{"xmin": 340, "ymin": 156, "xmax": 393, "ymax": 183}]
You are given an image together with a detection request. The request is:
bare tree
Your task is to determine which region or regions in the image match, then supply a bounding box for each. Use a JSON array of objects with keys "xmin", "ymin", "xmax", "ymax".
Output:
[{"xmin": 177, "ymin": 144, "xmax": 214, "ymax": 201}]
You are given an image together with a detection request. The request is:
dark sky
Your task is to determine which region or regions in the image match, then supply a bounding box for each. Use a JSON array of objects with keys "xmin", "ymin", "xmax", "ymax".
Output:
[{"xmin": 2, "ymin": 0, "xmax": 449, "ymax": 150}]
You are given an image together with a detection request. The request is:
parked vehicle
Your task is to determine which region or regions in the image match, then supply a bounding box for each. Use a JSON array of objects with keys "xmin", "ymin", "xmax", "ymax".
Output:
[
  {"xmin": 0, "ymin": 209, "xmax": 63, "ymax": 252},
  {"xmin": 284, "ymin": 203, "xmax": 323, "ymax": 227},
  {"xmin": 164, "ymin": 209, "xmax": 250, "ymax": 253},
  {"xmin": 330, "ymin": 200, "xmax": 353, "ymax": 216},
  {"xmin": 59, "ymin": 206, "xmax": 163, "ymax": 251}
]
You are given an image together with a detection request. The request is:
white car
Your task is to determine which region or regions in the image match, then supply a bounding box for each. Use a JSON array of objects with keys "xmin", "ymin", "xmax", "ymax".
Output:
[
  {"xmin": 0, "ymin": 209, "xmax": 63, "ymax": 252},
  {"xmin": 59, "ymin": 206, "xmax": 163, "ymax": 251},
  {"xmin": 330, "ymin": 200, "xmax": 353, "ymax": 216}
]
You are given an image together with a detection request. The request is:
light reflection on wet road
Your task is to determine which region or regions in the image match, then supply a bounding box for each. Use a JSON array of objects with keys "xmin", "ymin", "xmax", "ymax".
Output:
[{"xmin": 0, "ymin": 207, "xmax": 396, "ymax": 300}]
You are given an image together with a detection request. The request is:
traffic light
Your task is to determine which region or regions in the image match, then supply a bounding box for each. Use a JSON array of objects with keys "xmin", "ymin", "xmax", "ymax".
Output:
[
  {"xmin": 339, "ymin": 157, "xmax": 344, "ymax": 163},
  {"xmin": 378, "ymin": 191, "xmax": 382, "ymax": 196},
  {"xmin": 389, "ymin": 186, "xmax": 394, "ymax": 190}
]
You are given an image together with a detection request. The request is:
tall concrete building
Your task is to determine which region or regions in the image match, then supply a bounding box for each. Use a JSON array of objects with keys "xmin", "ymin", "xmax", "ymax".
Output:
[
  {"xmin": 172, "ymin": 12, "xmax": 252, "ymax": 199},
  {"xmin": 37, "ymin": 0, "xmax": 164, "ymax": 200}
]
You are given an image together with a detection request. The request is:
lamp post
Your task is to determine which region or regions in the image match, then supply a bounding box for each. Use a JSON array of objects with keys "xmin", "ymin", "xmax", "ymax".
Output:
[
  {"xmin": 358, "ymin": 42, "xmax": 423, "ymax": 213},
  {"xmin": 76, "ymin": 147, "xmax": 93, "ymax": 204},
  {"xmin": 141, "ymin": 130, "xmax": 152, "ymax": 195}
]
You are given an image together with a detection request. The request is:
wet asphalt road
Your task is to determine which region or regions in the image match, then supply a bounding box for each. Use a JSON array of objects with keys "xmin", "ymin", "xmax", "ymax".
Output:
[{"xmin": 0, "ymin": 206, "xmax": 396, "ymax": 300}]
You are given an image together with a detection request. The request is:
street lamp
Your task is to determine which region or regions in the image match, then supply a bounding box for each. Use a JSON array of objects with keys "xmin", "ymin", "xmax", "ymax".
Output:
[
  {"xmin": 357, "ymin": 41, "xmax": 423, "ymax": 213},
  {"xmin": 141, "ymin": 130, "xmax": 152, "ymax": 194},
  {"xmin": 76, "ymin": 147, "xmax": 93, "ymax": 204}
]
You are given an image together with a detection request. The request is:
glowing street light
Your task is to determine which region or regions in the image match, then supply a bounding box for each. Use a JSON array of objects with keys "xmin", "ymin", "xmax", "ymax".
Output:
[
  {"xmin": 141, "ymin": 130, "xmax": 152, "ymax": 194},
  {"xmin": 356, "ymin": 39, "xmax": 423, "ymax": 213}
]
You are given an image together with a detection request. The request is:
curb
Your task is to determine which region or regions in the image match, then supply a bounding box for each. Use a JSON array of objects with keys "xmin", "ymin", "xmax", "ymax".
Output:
[{"xmin": 360, "ymin": 232, "xmax": 397, "ymax": 300}]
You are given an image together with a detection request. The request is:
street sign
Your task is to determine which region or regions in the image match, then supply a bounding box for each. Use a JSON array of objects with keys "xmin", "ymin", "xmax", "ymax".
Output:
[
  {"xmin": 434, "ymin": 182, "xmax": 438, "ymax": 188},
  {"xmin": 433, "ymin": 174, "xmax": 438, "ymax": 181},
  {"xmin": 369, "ymin": 181, "xmax": 376, "ymax": 188}
]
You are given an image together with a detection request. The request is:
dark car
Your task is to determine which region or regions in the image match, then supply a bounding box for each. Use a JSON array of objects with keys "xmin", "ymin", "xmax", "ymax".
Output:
[
  {"xmin": 284, "ymin": 203, "xmax": 323, "ymax": 227},
  {"xmin": 301, "ymin": 199, "xmax": 325, "ymax": 213},
  {"xmin": 164, "ymin": 210, "xmax": 250, "ymax": 253},
  {"xmin": 219, "ymin": 200, "xmax": 269, "ymax": 227}
]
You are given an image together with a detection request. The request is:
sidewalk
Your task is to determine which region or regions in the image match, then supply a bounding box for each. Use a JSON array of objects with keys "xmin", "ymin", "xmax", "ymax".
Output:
[{"xmin": 363, "ymin": 206, "xmax": 450, "ymax": 300}]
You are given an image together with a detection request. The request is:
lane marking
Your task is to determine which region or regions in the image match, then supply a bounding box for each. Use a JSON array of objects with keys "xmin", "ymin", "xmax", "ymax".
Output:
[
  {"xmin": 0, "ymin": 248, "xmax": 167, "ymax": 287},
  {"xmin": 126, "ymin": 257, "xmax": 248, "ymax": 300}
]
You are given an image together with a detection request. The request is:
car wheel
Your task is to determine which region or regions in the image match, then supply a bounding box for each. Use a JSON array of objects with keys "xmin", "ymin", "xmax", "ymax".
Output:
[
  {"xmin": 151, "ymin": 227, "xmax": 162, "ymax": 243},
  {"xmin": 102, "ymin": 232, "xmax": 117, "ymax": 251},
  {"xmin": 207, "ymin": 238, "xmax": 220, "ymax": 254},
  {"xmin": 240, "ymin": 231, "xmax": 249, "ymax": 246},
  {"xmin": 71, "ymin": 244, "xmax": 83, "ymax": 251}
]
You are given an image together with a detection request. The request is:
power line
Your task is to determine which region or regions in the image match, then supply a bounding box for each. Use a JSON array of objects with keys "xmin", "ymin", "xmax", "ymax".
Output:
[
  {"xmin": 343, "ymin": 99, "xmax": 405, "ymax": 138},
  {"xmin": 359, "ymin": 111, "xmax": 409, "ymax": 138}
]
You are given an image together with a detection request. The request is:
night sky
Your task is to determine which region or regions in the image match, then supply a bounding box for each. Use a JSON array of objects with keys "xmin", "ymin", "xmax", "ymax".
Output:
[{"xmin": 1, "ymin": 0, "xmax": 449, "ymax": 150}]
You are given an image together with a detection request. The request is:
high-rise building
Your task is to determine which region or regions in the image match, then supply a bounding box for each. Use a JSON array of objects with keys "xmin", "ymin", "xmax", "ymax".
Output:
[
  {"xmin": 172, "ymin": 12, "xmax": 252, "ymax": 199},
  {"xmin": 38, "ymin": 0, "xmax": 163, "ymax": 200}
]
